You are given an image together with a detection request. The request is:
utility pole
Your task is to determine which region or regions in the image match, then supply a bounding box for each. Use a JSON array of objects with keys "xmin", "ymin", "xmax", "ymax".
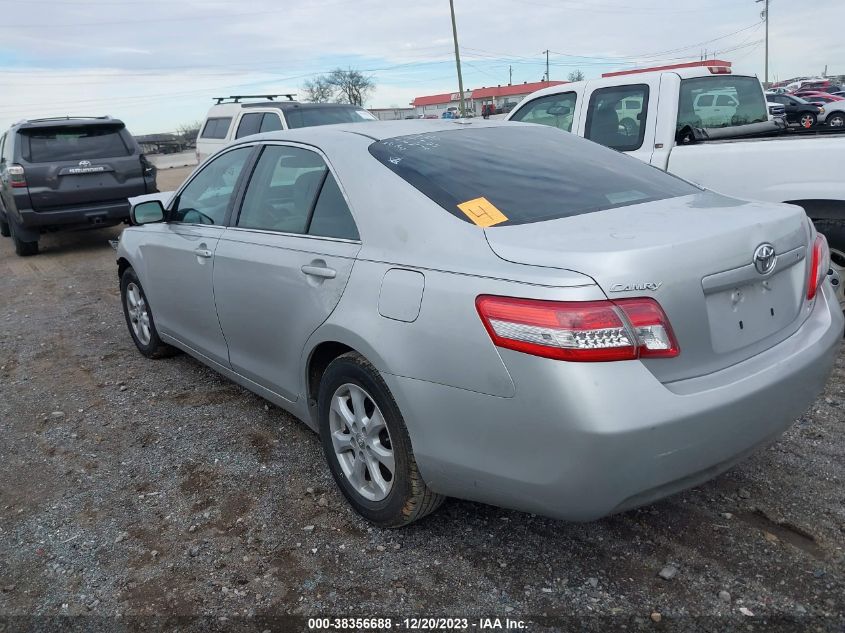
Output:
[
  {"xmin": 509, "ymin": 65, "xmax": 513, "ymax": 85},
  {"xmin": 448, "ymin": 0, "xmax": 466, "ymax": 116},
  {"xmin": 756, "ymin": 0, "xmax": 769, "ymax": 85},
  {"xmin": 543, "ymin": 50, "xmax": 550, "ymax": 82}
]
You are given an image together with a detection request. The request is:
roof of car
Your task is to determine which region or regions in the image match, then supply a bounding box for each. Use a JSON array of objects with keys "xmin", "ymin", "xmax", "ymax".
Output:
[{"xmin": 13, "ymin": 116, "xmax": 124, "ymax": 130}]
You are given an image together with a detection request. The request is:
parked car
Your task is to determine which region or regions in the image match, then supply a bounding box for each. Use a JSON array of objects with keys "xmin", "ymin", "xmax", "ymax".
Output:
[
  {"xmin": 508, "ymin": 68, "xmax": 845, "ymax": 310},
  {"xmin": 765, "ymin": 93, "xmax": 824, "ymax": 128},
  {"xmin": 795, "ymin": 92, "xmax": 845, "ymax": 103},
  {"xmin": 767, "ymin": 101, "xmax": 787, "ymax": 123},
  {"xmin": 117, "ymin": 120, "xmax": 842, "ymax": 527},
  {"xmin": 441, "ymin": 110, "xmax": 457, "ymax": 119},
  {"xmin": 0, "ymin": 116, "xmax": 157, "ymax": 256},
  {"xmin": 195, "ymin": 94, "xmax": 376, "ymax": 163}
]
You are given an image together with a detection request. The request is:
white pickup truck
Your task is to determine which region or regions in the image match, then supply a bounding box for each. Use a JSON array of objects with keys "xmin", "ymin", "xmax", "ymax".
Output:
[{"xmin": 507, "ymin": 62, "xmax": 845, "ymax": 307}]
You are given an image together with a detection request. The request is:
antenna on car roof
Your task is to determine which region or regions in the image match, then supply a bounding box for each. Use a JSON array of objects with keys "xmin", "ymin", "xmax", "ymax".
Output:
[{"xmin": 213, "ymin": 94, "xmax": 296, "ymax": 104}]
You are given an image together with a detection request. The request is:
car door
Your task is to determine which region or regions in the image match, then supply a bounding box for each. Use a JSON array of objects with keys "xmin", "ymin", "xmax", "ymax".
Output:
[
  {"xmin": 138, "ymin": 145, "xmax": 254, "ymax": 366},
  {"xmin": 213, "ymin": 143, "xmax": 361, "ymax": 402}
]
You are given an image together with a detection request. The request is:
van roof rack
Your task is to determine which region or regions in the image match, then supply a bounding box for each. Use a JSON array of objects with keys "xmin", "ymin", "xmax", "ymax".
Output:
[{"xmin": 214, "ymin": 94, "xmax": 296, "ymax": 104}]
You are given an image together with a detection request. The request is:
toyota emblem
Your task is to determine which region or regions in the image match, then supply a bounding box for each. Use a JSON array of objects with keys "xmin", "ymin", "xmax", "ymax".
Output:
[
  {"xmin": 78, "ymin": 160, "xmax": 92, "ymax": 167},
  {"xmin": 753, "ymin": 243, "xmax": 776, "ymax": 275}
]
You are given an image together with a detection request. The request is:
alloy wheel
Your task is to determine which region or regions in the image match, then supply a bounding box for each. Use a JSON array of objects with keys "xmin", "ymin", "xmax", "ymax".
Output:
[
  {"xmin": 328, "ymin": 383, "xmax": 395, "ymax": 501},
  {"xmin": 125, "ymin": 282, "xmax": 152, "ymax": 346},
  {"xmin": 830, "ymin": 247, "xmax": 845, "ymax": 311}
]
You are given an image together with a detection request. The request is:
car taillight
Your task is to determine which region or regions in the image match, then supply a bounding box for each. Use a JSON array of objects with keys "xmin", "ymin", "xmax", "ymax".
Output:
[
  {"xmin": 475, "ymin": 295, "xmax": 679, "ymax": 362},
  {"xmin": 8, "ymin": 164, "xmax": 26, "ymax": 188},
  {"xmin": 807, "ymin": 234, "xmax": 830, "ymax": 301}
]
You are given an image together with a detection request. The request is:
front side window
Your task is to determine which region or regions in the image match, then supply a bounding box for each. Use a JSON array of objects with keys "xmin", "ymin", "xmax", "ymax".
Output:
[
  {"xmin": 171, "ymin": 146, "xmax": 252, "ymax": 225},
  {"xmin": 678, "ymin": 76, "xmax": 767, "ymax": 130},
  {"xmin": 368, "ymin": 126, "xmax": 698, "ymax": 227},
  {"xmin": 585, "ymin": 85, "xmax": 648, "ymax": 152},
  {"xmin": 200, "ymin": 117, "xmax": 233, "ymax": 140},
  {"xmin": 509, "ymin": 92, "xmax": 577, "ymax": 132}
]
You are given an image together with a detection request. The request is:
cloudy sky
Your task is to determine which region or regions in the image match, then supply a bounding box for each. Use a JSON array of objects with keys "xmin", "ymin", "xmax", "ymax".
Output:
[{"xmin": 1, "ymin": 0, "xmax": 842, "ymax": 134}]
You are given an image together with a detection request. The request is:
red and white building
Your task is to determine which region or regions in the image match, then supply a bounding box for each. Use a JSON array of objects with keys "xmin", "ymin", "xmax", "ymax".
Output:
[{"xmin": 411, "ymin": 81, "xmax": 565, "ymax": 117}]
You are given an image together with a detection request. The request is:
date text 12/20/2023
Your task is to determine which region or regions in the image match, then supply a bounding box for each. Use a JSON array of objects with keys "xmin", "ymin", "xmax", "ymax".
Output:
[{"xmin": 307, "ymin": 617, "xmax": 528, "ymax": 630}]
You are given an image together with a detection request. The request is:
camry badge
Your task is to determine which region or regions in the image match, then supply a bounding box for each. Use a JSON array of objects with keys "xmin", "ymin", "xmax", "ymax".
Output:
[
  {"xmin": 609, "ymin": 282, "xmax": 662, "ymax": 292},
  {"xmin": 753, "ymin": 243, "xmax": 776, "ymax": 275}
]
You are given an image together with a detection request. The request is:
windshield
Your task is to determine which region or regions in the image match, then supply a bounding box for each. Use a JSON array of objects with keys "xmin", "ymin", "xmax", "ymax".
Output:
[
  {"xmin": 678, "ymin": 76, "xmax": 767, "ymax": 130},
  {"xmin": 368, "ymin": 126, "xmax": 699, "ymax": 227},
  {"xmin": 285, "ymin": 107, "xmax": 376, "ymax": 129},
  {"xmin": 22, "ymin": 124, "xmax": 131, "ymax": 162}
]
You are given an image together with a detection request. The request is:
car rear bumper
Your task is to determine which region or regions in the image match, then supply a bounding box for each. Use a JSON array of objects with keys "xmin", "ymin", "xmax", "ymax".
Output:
[
  {"xmin": 18, "ymin": 200, "xmax": 131, "ymax": 231},
  {"xmin": 384, "ymin": 283, "xmax": 843, "ymax": 521}
]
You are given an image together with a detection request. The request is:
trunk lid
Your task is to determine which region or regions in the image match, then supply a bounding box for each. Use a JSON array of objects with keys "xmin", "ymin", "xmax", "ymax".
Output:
[
  {"xmin": 19, "ymin": 123, "xmax": 149, "ymax": 210},
  {"xmin": 484, "ymin": 191, "xmax": 812, "ymax": 382}
]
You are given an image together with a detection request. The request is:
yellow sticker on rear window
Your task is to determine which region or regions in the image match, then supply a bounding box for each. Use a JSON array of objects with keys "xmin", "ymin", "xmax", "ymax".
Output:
[{"xmin": 456, "ymin": 197, "xmax": 508, "ymax": 227}]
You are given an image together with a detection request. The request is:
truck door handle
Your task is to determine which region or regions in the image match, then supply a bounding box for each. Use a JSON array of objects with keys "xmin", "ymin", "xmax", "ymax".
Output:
[
  {"xmin": 194, "ymin": 248, "xmax": 213, "ymax": 259},
  {"xmin": 301, "ymin": 264, "xmax": 336, "ymax": 279}
]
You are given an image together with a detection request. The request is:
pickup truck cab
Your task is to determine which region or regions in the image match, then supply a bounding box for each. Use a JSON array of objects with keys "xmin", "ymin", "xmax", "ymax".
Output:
[{"xmin": 507, "ymin": 61, "xmax": 845, "ymax": 309}]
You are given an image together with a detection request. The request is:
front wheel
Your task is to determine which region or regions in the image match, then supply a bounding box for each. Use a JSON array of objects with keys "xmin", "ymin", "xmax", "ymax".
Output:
[
  {"xmin": 120, "ymin": 267, "xmax": 177, "ymax": 358},
  {"xmin": 799, "ymin": 112, "xmax": 817, "ymax": 129},
  {"xmin": 318, "ymin": 352, "xmax": 445, "ymax": 527}
]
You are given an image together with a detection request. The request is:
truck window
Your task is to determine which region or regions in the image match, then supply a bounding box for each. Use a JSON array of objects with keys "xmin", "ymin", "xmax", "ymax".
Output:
[
  {"xmin": 678, "ymin": 76, "xmax": 767, "ymax": 130},
  {"xmin": 259, "ymin": 113, "xmax": 283, "ymax": 133},
  {"xmin": 201, "ymin": 117, "xmax": 233, "ymax": 140},
  {"xmin": 585, "ymin": 84, "xmax": 649, "ymax": 152},
  {"xmin": 509, "ymin": 92, "xmax": 577, "ymax": 132},
  {"xmin": 235, "ymin": 113, "xmax": 263, "ymax": 139}
]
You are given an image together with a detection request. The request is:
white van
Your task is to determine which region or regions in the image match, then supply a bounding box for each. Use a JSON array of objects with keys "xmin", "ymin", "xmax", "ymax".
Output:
[{"xmin": 196, "ymin": 94, "xmax": 376, "ymax": 163}]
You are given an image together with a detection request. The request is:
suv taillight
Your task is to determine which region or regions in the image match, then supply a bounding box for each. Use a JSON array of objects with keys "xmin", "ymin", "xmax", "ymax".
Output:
[
  {"xmin": 807, "ymin": 234, "xmax": 831, "ymax": 301},
  {"xmin": 8, "ymin": 164, "xmax": 26, "ymax": 188},
  {"xmin": 476, "ymin": 295, "xmax": 679, "ymax": 362}
]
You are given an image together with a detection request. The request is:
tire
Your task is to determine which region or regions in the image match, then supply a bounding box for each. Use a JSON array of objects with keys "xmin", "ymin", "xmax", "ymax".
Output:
[
  {"xmin": 120, "ymin": 267, "xmax": 177, "ymax": 358},
  {"xmin": 9, "ymin": 219, "xmax": 38, "ymax": 256},
  {"xmin": 0, "ymin": 218, "xmax": 9, "ymax": 238},
  {"xmin": 826, "ymin": 111, "xmax": 845, "ymax": 128},
  {"xmin": 799, "ymin": 112, "xmax": 817, "ymax": 129},
  {"xmin": 318, "ymin": 352, "xmax": 445, "ymax": 527},
  {"xmin": 814, "ymin": 220, "xmax": 845, "ymax": 314}
]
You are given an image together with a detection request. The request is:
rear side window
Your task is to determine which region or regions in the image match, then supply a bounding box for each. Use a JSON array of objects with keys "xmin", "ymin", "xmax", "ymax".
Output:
[
  {"xmin": 585, "ymin": 84, "xmax": 649, "ymax": 152},
  {"xmin": 235, "ymin": 113, "xmax": 263, "ymax": 139},
  {"xmin": 308, "ymin": 173, "xmax": 359, "ymax": 240},
  {"xmin": 509, "ymin": 92, "xmax": 577, "ymax": 132},
  {"xmin": 201, "ymin": 117, "xmax": 232, "ymax": 139},
  {"xmin": 368, "ymin": 126, "xmax": 698, "ymax": 227},
  {"xmin": 285, "ymin": 107, "xmax": 375, "ymax": 129},
  {"xmin": 22, "ymin": 125, "xmax": 131, "ymax": 162},
  {"xmin": 259, "ymin": 113, "xmax": 283, "ymax": 133}
]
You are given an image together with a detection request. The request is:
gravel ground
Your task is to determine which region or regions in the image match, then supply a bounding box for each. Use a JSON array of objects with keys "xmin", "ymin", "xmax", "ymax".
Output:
[{"xmin": 1, "ymin": 166, "xmax": 843, "ymax": 632}]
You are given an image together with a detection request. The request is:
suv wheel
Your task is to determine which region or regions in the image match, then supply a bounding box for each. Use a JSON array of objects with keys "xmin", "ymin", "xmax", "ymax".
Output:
[
  {"xmin": 120, "ymin": 267, "xmax": 177, "ymax": 358},
  {"xmin": 317, "ymin": 352, "xmax": 445, "ymax": 527},
  {"xmin": 0, "ymin": 218, "xmax": 9, "ymax": 238},
  {"xmin": 827, "ymin": 112, "xmax": 845, "ymax": 128},
  {"xmin": 9, "ymin": 219, "xmax": 38, "ymax": 256}
]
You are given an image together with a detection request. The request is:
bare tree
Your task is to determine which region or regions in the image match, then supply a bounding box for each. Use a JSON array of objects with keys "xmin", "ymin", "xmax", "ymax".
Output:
[
  {"xmin": 326, "ymin": 68, "xmax": 375, "ymax": 106},
  {"xmin": 175, "ymin": 120, "xmax": 202, "ymax": 142},
  {"xmin": 302, "ymin": 76, "xmax": 334, "ymax": 103},
  {"xmin": 567, "ymin": 69, "xmax": 585, "ymax": 82}
]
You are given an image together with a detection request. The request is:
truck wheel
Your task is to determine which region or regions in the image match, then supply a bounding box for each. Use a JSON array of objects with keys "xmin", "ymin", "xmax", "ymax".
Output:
[
  {"xmin": 814, "ymin": 220, "xmax": 845, "ymax": 312},
  {"xmin": 826, "ymin": 112, "xmax": 845, "ymax": 128},
  {"xmin": 9, "ymin": 220, "xmax": 38, "ymax": 256},
  {"xmin": 799, "ymin": 112, "xmax": 817, "ymax": 129},
  {"xmin": 318, "ymin": 351, "xmax": 445, "ymax": 527}
]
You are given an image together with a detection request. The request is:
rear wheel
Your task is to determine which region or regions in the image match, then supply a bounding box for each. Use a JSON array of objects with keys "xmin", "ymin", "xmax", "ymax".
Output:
[
  {"xmin": 9, "ymin": 219, "xmax": 38, "ymax": 256},
  {"xmin": 799, "ymin": 112, "xmax": 817, "ymax": 129},
  {"xmin": 826, "ymin": 111, "xmax": 845, "ymax": 128},
  {"xmin": 0, "ymin": 218, "xmax": 9, "ymax": 238},
  {"xmin": 318, "ymin": 352, "xmax": 445, "ymax": 527}
]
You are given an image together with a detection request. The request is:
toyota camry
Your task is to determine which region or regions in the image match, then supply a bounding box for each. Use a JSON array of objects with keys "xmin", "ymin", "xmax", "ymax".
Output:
[{"xmin": 116, "ymin": 120, "xmax": 842, "ymax": 527}]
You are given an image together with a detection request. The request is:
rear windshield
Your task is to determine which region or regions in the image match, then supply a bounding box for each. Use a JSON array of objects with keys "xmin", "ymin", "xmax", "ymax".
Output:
[
  {"xmin": 23, "ymin": 125, "xmax": 131, "ymax": 163},
  {"xmin": 368, "ymin": 126, "xmax": 699, "ymax": 226},
  {"xmin": 285, "ymin": 107, "xmax": 375, "ymax": 129},
  {"xmin": 678, "ymin": 76, "xmax": 768, "ymax": 131}
]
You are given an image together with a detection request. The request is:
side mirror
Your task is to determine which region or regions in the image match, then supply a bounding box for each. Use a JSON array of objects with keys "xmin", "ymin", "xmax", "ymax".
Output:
[{"xmin": 131, "ymin": 200, "xmax": 165, "ymax": 225}]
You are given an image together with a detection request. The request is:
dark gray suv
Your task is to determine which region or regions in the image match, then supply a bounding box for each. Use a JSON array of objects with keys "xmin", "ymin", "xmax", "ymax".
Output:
[{"xmin": 0, "ymin": 116, "xmax": 157, "ymax": 256}]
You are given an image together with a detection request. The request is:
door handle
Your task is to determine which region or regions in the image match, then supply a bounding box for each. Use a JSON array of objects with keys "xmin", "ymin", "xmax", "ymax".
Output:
[
  {"xmin": 301, "ymin": 264, "xmax": 336, "ymax": 279},
  {"xmin": 194, "ymin": 248, "xmax": 213, "ymax": 259}
]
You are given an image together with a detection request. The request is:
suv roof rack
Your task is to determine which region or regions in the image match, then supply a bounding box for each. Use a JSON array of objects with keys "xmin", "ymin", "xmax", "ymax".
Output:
[
  {"xmin": 213, "ymin": 94, "xmax": 296, "ymax": 105},
  {"xmin": 25, "ymin": 115, "xmax": 112, "ymax": 123}
]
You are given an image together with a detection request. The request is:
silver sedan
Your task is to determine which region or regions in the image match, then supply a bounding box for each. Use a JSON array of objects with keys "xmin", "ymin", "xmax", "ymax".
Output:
[{"xmin": 117, "ymin": 120, "xmax": 843, "ymax": 527}]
